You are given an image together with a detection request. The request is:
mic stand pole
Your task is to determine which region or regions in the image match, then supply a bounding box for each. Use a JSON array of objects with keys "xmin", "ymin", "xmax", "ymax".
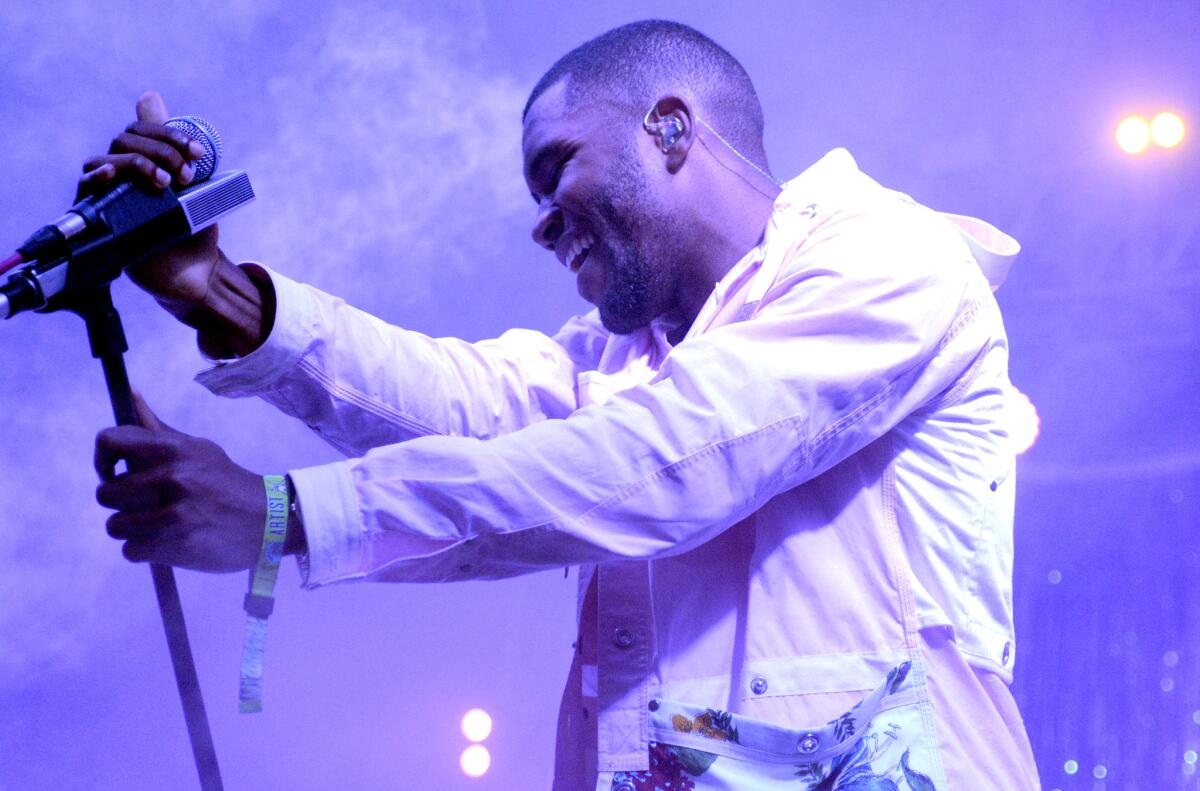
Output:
[{"xmin": 64, "ymin": 284, "xmax": 224, "ymax": 791}]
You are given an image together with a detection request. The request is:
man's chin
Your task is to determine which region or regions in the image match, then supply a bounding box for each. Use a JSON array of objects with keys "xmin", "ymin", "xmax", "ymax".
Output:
[{"xmin": 597, "ymin": 304, "xmax": 652, "ymax": 335}]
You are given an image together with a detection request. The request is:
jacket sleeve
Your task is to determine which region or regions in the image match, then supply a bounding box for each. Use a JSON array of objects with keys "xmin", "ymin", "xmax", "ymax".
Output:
[
  {"xmin": 195, "ymin": 268, "xmax": 601, "ymax": 456},
  {"xmin": 289, "ymin": 198, "xmax": 1006, "ymax": 586}
]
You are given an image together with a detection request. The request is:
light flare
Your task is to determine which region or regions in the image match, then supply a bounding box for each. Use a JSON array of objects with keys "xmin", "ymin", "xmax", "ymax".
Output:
[
  {"xmin": 1009, "ymin": 387, "xmax": 1041, "ymax": 454},
  {"xmin": 1150, "ymin": 111, "xmax": 1185, "ymax": 148},
  {"xmin": 1116, "ymin": 116, "xmax": 1151, "ymax": 154},
  {"xmin": 461, "ymin": 708, "xmax": 493, "ymax": 742},
  {"xmin": 460, "ymin": 744, "xmax": 491, "ymax": 778}
]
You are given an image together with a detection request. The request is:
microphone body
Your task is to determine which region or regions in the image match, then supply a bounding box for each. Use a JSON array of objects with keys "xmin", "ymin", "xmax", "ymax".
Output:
[
  {"xmin": 1, "ymin": 169, "xmax": 254, "ymax": 319},
  {"xmin": 1, "ymin": 115, "xmax": 253, "ymax": 320},
  {"xmin": 15, "ymin": 116, "xmax": 224, "ymax": 267}
]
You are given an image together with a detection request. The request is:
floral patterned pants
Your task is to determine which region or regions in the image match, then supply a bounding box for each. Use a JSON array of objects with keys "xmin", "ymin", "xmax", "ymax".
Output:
[{"xmin": 608, "ymin": 663, "xmax": 940, "ymax": 791}]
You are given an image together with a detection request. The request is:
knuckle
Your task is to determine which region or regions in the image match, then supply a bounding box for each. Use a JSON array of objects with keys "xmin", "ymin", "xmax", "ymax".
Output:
[
  {"xmin": 160, "ymin": 474, "xmax": 186, "ymax": 502},
  {"xmin": 161, "ymin": 438, "xmax": 184, "ymax": 461},
  {"xmin": 108, "ymin": 131, "xmax": 137, "ymax": 155}
]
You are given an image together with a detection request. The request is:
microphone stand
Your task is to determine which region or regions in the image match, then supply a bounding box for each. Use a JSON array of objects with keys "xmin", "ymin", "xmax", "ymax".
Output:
[{"xmin": 61, "ymin": 284, "xmax": 223, "ymax": 791}]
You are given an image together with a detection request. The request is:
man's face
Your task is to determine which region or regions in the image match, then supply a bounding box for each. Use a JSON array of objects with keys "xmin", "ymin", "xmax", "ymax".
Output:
[{"xmin": 522, "ymin": 81, "xmax": 685, "ymax": 334}]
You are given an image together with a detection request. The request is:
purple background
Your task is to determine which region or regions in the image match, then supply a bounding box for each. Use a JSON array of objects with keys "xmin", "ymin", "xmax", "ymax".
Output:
[{"xmin": 0, "ymin": 1, "xmax": 1197, "ymax": 788}]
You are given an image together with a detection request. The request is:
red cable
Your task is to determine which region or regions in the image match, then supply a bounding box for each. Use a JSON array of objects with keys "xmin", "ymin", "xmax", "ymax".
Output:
[{"xmin": 0, "ymin": 252, "xmax": 23, "ymax": 275}]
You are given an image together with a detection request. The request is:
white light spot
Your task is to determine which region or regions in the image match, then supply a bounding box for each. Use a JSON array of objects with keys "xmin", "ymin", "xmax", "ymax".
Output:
[
  {"xmin": 1162, "ymin": 677, "xmax": 1176, "ymax": 693},
  {"xmin": 1185, "ymin": 750, "xmax": 1198, "ymax": 765},
  {"xmin": 1170, "ymin": 488, "xmax": 1185, "ymax": 504},
  {"xmin": 1164, "ymin": 651, "xmax": 1180, "ymax": 668},
  {"xmin": 1193, "ymin": 710, "xmax": 1200, "ymax": 725},
  {"xmin": 1151, "ymin": 112, "xmax": 1186, "ymax": 148},
  {"xmin": 1008, "ymin": 387, "xmax": 1040, "ymax": 454},
  {"xmin": 460, "ymin": 744, "xmax": 491, "ymax": 777},
  {"xmin": 461, "ymin": 708, "xmax": 493, "ymax": 742},
  {"xmin": 1116, "ymin": 116, "xmax": 1151, "ymax": 154},
  {"xmin": 1093, "ymin": 764, "xmax": 1108, "ymax": 779},
  {"xmin": 1065, "ymin": 759, "xmax": 1079, "ymax": 775},
  {"xmin": 1047, "ymin": 569, "xmax": 1063, "ymax": 585}
]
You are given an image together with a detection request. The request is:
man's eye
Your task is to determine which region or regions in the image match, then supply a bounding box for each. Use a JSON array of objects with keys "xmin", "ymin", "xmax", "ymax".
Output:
[{"xmin": 549, "ymin": 158, "xmax": 568, "ymax": 190}]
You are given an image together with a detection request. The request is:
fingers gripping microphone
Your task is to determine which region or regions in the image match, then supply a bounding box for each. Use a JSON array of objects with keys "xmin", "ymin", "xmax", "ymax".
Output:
[
  {"xmin": 0, "ymin": 116, "xmax": 253, "ymax": 320},
  {"xmin": 10, "ymin": 117, "xmax": 223, "ymax": 267},
  {"xmin": 166, "ymin": 116, "xmax": 223, "ymax": 182}
]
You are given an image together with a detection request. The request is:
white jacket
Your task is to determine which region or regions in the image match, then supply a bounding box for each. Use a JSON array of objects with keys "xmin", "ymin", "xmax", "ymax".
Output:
[{"xmin": 197, "ymin": 150, "xmax": 1038, "ymax": 788}]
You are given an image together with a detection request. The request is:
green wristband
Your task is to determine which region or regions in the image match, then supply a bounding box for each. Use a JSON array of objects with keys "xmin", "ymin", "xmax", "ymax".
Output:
[{"xmin": 239, "ymin": 474, "xmax": 289, "ymax": 713}]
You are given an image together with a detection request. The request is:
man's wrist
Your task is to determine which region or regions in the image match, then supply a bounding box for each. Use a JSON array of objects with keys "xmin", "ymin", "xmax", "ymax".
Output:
[
  {"xmin": 184, "ymin": 258, "xmax": 277, "ymax": 359},
  {"xmin": 282, "ymin": 473, "xmax": 308, "ymax": 556}
]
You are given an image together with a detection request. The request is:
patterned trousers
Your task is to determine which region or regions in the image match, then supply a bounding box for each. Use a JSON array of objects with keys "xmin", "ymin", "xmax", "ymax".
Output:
[{"xmin": 607, "ymin": 662, "xmax": 939, "ymax": 791}]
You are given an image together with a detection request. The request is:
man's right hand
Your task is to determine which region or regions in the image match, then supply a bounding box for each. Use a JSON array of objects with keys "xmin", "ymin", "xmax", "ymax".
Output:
[{"xmin": 78, "ymin": 91, "xmax": 271, "ymax": 357}]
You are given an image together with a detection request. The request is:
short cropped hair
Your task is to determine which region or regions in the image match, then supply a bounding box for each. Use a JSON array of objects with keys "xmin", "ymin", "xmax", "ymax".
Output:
[{"xmin": 524, "ymin": 20, "xmax": 768, "ymax": 169}]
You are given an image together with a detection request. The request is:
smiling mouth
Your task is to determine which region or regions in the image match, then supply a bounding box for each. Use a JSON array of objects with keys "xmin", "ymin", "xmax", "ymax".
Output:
[{"xmin": 563, "ymin": 233, "xmax": 595, "ymax": 273}]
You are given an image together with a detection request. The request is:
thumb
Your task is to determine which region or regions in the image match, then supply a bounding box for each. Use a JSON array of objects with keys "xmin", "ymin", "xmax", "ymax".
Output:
[
  {"xmin": 131, "ymin": 388, "xmax": 174, "ymax": 433},
  {"xmin": 136, "ymin": 90, "xmax": 170, "ymax": 124}
]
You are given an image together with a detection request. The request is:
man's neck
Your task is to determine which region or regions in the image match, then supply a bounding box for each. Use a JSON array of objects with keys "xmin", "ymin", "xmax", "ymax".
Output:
[{"xmin": 668, "ymin": 166, "xmax": 780, "ymax": 340}]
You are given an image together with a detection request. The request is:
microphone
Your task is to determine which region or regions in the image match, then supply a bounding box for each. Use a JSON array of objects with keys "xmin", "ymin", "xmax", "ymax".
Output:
[
  {"xmin": 0, "ymin": 116, "xmax": 255, "ymax": 320},
  {"xmin": 9, "ymin": 116, "xmax": 223, "ymax": 268}
]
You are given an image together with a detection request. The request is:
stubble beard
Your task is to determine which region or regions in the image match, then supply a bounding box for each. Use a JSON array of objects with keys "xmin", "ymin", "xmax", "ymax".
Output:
[{"xmin": 594, "ymin": 156, "xmax": 682, "ymax": 335}]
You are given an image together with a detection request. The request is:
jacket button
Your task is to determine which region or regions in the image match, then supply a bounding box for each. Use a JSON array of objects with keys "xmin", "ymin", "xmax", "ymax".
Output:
[
  {"xmin": 798, "ymin": 733, "xmax": 820, "ymax": 753},
  {"xmin": 611, "ymin": 628, "xmax": 634, "ymax": 649},
  {"xmin": 1002, "ymin": 641, "xmax": 1012, "ymax": 665},
  {"xmin": 750, "ymin": 676, "xmax": 768, "ymax": 695}
]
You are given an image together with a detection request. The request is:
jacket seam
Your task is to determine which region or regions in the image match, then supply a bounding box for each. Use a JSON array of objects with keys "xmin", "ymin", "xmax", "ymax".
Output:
[{"xmin": 296, "ymin": 356, "xmax": 446, "ymax": 438}]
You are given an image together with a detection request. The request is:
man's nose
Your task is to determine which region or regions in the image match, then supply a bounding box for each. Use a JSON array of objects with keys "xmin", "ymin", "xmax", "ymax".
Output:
[{"xmin": 531, "ymin": 199, "xmax": 563, "ymax": 251}]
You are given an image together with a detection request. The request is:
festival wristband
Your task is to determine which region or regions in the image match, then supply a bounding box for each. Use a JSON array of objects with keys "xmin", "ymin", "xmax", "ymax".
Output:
[{"xmin": 239, "ymin": 474, "xmax": 289, "ymax": 713}]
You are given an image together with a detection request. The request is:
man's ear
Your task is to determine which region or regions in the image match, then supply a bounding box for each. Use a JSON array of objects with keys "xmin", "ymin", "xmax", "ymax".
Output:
[{"xmin": 642, "ymin": 95, "xmax": 695, "ymax": 173}]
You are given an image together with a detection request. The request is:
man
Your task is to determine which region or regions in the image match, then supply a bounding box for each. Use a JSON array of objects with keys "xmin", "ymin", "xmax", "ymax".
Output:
[{"xmin": 88, "ymin": 20, "xmax": 1039, "ymax": 790}]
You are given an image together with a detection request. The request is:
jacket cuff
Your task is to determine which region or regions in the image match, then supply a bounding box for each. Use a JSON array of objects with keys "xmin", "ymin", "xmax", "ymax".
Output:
[
  {"xmin": 194, "ymin": 264, "xmax": 317, "ymax": 397},
  {"xmin": 288, "ymin": 461, "xmax": 366, "ymax": 588}
]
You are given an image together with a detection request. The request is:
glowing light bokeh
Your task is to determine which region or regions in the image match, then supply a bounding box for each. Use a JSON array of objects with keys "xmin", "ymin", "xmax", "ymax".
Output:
[
  {"xmin": 1116, "ymin": 116, "xmax": 1151, "ymax": 154},
  {"xmin": 1150, "ymin": 112, "xmax": 1185, "ymax": 148},
  {"xmin": 460, "ymin": 744, "xmax": 491, "ymax": 778},
  {"xmin": 1009, "ymin": 387, "xmax": 1041, "ymax": 454},
  {"xmin": 461, "ymin": 708, "xmax": 493, "ymax": 742}
]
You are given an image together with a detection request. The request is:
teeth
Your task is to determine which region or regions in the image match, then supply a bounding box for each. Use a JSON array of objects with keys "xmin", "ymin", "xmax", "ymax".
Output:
[{"xmin": 566, "ymin": 234, "xmax": 594, "ymax": 272}]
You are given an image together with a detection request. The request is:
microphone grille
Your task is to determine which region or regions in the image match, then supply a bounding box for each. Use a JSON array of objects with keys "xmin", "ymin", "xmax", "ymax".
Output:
[{"xmin": 165, "ymin": 115, "xmax": 223, "ymax": 183}]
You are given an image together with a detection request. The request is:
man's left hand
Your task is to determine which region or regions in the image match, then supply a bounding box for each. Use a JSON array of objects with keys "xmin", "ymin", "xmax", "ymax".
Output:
[{"xmin": 94, "ymin": 392, "xmax": 265, "ymax": 572}]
